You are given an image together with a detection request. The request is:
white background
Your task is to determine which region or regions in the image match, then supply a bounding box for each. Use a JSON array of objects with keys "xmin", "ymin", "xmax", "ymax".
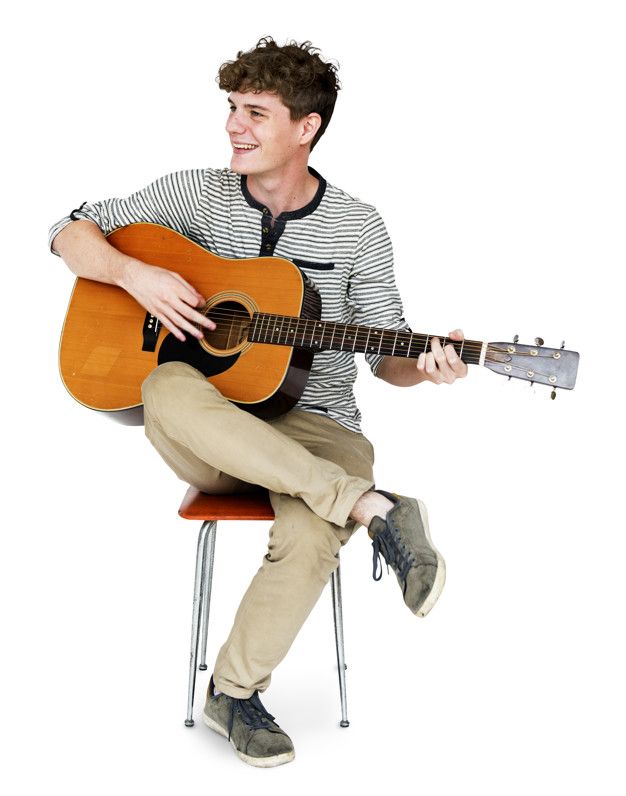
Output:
[{"xmin": 2, "ymin": 1, "xmax": 625, "ymax": 793}]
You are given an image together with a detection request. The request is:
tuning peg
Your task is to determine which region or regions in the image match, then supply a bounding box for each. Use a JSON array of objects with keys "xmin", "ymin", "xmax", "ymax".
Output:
[
  {"xmin": 551, "ymin": 388, "xmax": 557, "ymax": 400},
  {"xmin": 535, "ymin": 337, "xmax": 544, "ymax": 346},
  {"xmin": 513, "ymin": 334, "xmax": 519, "ymax": 343},
  {"xmin": 560, "ymin": 340, "xmax": 565, "ymax": 349}
]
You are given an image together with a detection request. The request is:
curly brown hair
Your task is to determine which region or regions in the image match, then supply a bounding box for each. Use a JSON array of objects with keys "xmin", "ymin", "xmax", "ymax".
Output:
[{"xmin": 217, "ymin": 36, "xmax": 341, "ymax": 151}]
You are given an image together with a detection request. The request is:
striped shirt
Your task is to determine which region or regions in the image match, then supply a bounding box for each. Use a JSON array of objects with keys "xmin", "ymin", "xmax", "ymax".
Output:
[{"xmin": 49, "ymin": 166, "xmax": 410, "ymax": 432}]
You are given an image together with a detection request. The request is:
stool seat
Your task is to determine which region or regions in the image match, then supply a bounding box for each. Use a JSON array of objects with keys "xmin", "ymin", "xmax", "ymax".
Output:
[{"xmin": 179, "ymin": 487, "xmax": 275, "ymax": 521}]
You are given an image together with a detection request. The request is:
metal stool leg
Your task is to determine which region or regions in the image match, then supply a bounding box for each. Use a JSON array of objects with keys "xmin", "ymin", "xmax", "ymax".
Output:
[
  {"xmin": 185, "ymin": 520, "xmax": 215, "ymax": 727},
  {"xmin": 331, "ymin": 561, "xmax": 350, "ymax": 727},
  {"xmin": 198, "ymin": 522, "xmax": 217, "ymax": 671}
]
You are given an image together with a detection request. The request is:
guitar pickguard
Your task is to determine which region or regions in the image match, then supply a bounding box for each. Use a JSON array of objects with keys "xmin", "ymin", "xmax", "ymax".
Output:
[{"xmin": 157, "ymin": 333, "xmax": 240, "ymax": 377}]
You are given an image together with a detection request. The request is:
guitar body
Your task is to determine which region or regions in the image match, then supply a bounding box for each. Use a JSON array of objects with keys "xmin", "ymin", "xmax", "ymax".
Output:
[{"xmin": 59, "ymin": 223, "xmax": 321, "ymax": 423}]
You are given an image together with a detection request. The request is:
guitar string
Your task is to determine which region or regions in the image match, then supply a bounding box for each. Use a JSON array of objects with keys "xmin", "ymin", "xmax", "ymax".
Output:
[
  {"xmin": 198, "ymin": 312, "xmax": 562, "ymax": 361},
  {"xmin": 195, "ymin": 308, "xmax": 486, "ymax": 352}
]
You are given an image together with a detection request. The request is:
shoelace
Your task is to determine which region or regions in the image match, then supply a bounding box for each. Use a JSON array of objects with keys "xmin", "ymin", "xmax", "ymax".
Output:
[
  {"xmin": 227, "ymin": 691, "xmax": 277, "ymax": 740},
  {"xmin": 371, "ymin": 526, "xmax": 415, "ymax": 582}
]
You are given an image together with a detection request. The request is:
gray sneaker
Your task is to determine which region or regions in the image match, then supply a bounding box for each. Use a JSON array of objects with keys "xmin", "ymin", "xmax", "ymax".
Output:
[
  {"xmin": 368, "ymin": 490, "xmax": 446, "ymax": 617},
  {"xmin": 203, "ymin": 677, "xmax": 295, "ymax": 767}
]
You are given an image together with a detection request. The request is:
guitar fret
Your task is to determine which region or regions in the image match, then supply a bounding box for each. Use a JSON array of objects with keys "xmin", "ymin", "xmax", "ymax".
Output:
[
  {"xmin": 278, "ymin": 314, "xmax": 287, "ymax": 345},
  {"xmin": 406, "ymin": 332, "xmax": 413, "ymax": 357},
  {"xmin": 257, "ymin": 313, "xmax": 267, "ymax": 343},
  {"xmin": 391, "ymin": 330, "xmax": 399, "ymax": 356},
  {"xmin": 424, "ymin": 334, "xmax": 430, "ymax": 353},
  {"xmin": 362, "ymin": 326, "xmax": 370, "ymax": 354},
  {"xmin": 329, "ymin": 322, "xmax": 337, "ymax": 349},
  {"xmin": 367, "ymin": 329, "xmax": 380, "ymax": 353},
  {"xmin": 300, "ymin": 318, "xmax": 308, "ymax": 347}
]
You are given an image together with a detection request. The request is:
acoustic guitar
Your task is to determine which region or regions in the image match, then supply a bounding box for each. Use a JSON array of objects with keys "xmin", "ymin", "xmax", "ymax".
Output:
[{"xmin": 58, "ymin": 223, "xmax": 579, "ymax": 424}]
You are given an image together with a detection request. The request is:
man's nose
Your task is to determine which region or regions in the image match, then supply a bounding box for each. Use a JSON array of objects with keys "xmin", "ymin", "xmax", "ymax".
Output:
[{"xmin": 226, "ymin": 110, "xmax": 245, "ymax": 134}]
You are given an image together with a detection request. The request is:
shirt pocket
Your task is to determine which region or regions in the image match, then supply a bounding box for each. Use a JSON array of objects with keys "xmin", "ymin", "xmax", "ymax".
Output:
[{"xmin": 292, "ymin": 258, "xmax": 335, "ymax": 271}]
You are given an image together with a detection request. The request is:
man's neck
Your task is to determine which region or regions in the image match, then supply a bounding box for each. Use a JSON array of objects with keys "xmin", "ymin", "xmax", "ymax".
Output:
[{"xmin": 246, "ymin": 163, "xmax": 319, "ymax": 220}]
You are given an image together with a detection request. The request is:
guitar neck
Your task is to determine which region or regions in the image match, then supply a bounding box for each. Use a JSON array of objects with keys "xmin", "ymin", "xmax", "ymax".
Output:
[{"xmin": 248, "ymin": 313, "xmax": 486, "ymax": 365}]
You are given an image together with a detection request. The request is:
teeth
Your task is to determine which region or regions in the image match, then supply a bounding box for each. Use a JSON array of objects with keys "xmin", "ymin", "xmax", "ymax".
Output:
[{"xmin": 234, "ymin": 144, "xmax": 257, "ymax": 149}]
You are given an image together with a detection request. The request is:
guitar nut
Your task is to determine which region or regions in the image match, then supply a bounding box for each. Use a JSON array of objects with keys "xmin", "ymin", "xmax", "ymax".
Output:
[
  {"xmin": 553, "ymin": 352, "xmax": 561, "ymax": 359},
  {"xmin": 504, "ymin": 365, "xmax": 512, "ymax": 372},
  {"xmin": 507, "ymin": 346, "xmax": 516, "ymax": 354},
  {"xmin": 549, "ymin": 376, "xmax": 557, "ymax": 383},
  {"xmin": 530, "ymin": 349, "xmax": 538, "ymax": 356},
  {"xmin": 527, "ymin": 370, "xmax": 535, "ymax": 377}
]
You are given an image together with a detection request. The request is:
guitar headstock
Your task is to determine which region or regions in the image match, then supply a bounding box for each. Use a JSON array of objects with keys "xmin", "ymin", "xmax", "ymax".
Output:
[{"xmin": 484, "ymin": 337, "xmax": 579, "ymax": 397}]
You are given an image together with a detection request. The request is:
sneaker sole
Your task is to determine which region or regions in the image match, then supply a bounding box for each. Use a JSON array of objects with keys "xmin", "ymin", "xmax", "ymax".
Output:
[
  {"xmin": 202, "ymin": 712, "xmax": 295, "ymax": 768},
  {"xmin": 414, "ymin": 498, "xmax": 446, "ymax": 617}
]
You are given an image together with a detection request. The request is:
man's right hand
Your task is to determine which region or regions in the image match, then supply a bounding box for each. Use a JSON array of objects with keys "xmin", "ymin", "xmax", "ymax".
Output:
[
  {"xmin": 53, "ymin": 220, "xmax": 216, "ymax": 343},
  {"xmin": 120, "ymin": 259, "xmax": 216, "ymax": 342}
]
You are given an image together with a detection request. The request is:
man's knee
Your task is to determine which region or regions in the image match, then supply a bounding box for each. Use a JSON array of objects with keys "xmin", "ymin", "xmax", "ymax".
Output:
[
  {"xmin": 142, "ymin": 362, "xmax": 216, "ymax": 424},
  {"xmin": 268, "ymin": 494, "xmax": 342, "ymax": 572}
]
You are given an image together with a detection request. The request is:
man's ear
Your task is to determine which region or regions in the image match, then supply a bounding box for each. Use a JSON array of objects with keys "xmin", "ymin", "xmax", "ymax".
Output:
[{"xmin": 300, "ymin": 113, "xmax": 322, "ymax": 146}]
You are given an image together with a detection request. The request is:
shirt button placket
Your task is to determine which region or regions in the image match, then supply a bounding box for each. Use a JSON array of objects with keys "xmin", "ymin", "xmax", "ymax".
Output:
[{"xmin": 260, "ymin": 209, "xmax": 278, "ymax": 257}]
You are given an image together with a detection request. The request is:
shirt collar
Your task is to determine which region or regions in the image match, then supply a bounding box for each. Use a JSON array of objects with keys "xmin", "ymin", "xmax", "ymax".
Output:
[{"xmin": 240, "ymin": 166, "xmax": 326, "ymax": 220}]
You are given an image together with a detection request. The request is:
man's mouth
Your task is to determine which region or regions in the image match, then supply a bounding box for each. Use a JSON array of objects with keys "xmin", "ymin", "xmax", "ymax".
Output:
[{"xmin": 232, "ymin": 143, "xmax": 259, "ymax": 153}]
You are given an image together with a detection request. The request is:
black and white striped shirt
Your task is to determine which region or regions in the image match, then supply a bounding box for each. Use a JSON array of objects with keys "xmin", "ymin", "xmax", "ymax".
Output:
[{"xmin": 49, "ymin": 166, "xmax": 409, "ymax": 432}]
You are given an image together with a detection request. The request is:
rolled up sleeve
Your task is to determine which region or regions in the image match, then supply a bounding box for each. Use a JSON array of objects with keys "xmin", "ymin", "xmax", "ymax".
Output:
[{"xmin": 48, "ymin": 169, "xmax": 206, "ymax": 255}]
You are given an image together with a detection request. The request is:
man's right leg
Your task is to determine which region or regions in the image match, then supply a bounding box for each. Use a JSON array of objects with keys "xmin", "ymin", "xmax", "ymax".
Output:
[{"xmin": 141, "ymin": 362, "xmax": 372, "ymax": 524}]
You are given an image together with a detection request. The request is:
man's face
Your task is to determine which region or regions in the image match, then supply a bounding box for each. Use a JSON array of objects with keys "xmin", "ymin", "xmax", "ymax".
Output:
[{"xmin": 226, "ymin": 90, "xmax": 308, "ymax": 177}]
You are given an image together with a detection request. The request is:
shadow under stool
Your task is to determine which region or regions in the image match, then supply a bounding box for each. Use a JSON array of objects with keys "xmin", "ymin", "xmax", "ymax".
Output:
[{"xmin": 178, "ymin": 486, "xmax": 351, "ymax": 729}]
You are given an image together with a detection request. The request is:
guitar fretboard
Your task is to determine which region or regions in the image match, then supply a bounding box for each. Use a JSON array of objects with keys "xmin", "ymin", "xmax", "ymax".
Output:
[{"xmin": 248, "ymin": 313, "xmax": 484, "ymax": 364}]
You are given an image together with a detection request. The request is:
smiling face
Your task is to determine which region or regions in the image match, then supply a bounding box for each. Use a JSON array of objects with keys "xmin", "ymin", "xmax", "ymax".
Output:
[{"xmin": 226, "ymin": 90, "xmax": 319, "ymax": 179}]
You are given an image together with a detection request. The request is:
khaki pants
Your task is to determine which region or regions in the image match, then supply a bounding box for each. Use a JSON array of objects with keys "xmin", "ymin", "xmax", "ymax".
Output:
[{"xmin": 141, "ymin": 361, "xmax": 375, "ymax": 698}]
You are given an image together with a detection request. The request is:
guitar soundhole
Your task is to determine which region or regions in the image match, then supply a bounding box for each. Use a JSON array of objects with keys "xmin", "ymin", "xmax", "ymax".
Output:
[{"xmin": 200, "ymin": 300, "xmax": 251, "ymax": 356}]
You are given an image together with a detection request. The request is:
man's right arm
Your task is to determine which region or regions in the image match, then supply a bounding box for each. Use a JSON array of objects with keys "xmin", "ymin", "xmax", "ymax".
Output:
[
  {"xmin": 53, "ymin": 220, "xmax": 214, "ymax": 341},
  {"xmin": 50, "ymin": 169, "xmax": 215, "ymax": 341}
]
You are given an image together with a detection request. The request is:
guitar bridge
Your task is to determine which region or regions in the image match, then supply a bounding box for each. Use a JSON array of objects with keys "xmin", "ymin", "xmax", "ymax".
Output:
[{"xmin": 142, "ymin": 312, "xmax": 161, "ymax": 352}]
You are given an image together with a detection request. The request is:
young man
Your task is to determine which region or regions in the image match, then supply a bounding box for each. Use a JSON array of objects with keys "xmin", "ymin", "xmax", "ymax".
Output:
[{"xmin": 49, "ymin": 37, "xmax": 467, "ymax": 767}]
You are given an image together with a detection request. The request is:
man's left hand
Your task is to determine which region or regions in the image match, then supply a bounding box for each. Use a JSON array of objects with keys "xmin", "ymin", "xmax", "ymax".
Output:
[{"xmin": 416, "ymin": 328, "xmax": 468, "ymax": 385}]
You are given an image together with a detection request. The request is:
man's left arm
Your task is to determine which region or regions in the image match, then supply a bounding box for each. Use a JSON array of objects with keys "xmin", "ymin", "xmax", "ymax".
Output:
[{"xmin": 349, "ymin": 209, "xmax": 467, "ymax": 388}]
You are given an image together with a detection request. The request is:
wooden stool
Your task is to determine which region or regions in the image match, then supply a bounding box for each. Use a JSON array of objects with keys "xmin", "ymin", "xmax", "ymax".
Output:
[{"xmin": 178, "ymin": 486, "xmax": 350, "ymax": 728}]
